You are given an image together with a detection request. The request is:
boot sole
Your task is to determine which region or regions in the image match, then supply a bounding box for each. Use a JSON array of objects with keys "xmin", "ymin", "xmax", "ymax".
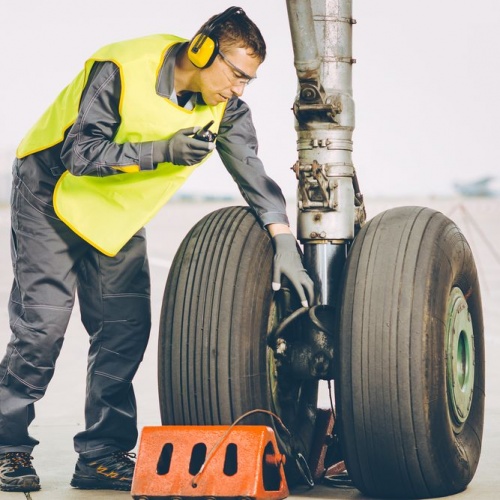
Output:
[
  {"xmin": 71, "ymin": 475, "xmax": 131, "ymax": 491},
  {"xmin": 0, "ymin": 476, "xmax": 41, "ymax": 492}
]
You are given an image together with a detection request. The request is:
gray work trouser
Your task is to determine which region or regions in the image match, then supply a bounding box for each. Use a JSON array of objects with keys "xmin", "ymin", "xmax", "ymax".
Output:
[{"xmin": 0, "ymin": 165, "xmax": 152, "ymax": 459}]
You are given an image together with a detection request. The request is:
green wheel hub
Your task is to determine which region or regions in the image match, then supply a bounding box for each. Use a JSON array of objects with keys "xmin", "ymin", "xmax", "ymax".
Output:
[{"xmin": 446, "ymin": 287, "xmax": 475, "ymax": 430}]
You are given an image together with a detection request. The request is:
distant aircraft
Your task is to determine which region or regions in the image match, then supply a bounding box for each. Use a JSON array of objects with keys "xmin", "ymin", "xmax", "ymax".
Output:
[{"xmin": 453, "ymin": 176, "xmax": 497, "ymax": 197}]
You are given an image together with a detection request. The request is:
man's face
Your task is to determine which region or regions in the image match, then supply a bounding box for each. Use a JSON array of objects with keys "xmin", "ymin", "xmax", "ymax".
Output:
[{"xmin": 199, "ymin": 46, "xmax": 261, "ymax": 105}]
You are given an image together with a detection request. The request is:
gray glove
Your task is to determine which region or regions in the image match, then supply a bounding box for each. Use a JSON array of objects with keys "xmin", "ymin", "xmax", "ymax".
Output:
[
  {"xmin": 155, "ymin": 127, "xmax": 215, "ymax": 166},
  {"xmin": 272, "ymin": 233, "xmax": 315, "ymax": 307}
]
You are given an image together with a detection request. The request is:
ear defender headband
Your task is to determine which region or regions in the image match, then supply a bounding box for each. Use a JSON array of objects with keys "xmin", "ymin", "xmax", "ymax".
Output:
[{"xmin": 188, "ymin": 6, "xmax": 244, "ymax": 69}]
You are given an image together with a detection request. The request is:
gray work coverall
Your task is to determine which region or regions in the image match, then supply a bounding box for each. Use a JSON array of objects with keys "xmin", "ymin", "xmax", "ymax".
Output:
[{"xmin": 0, "ymin": 41, "xmax": 289, "ymax": 459}]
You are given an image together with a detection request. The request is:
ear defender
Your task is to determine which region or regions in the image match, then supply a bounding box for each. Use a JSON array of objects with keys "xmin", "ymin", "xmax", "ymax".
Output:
[
  {"xmin": 188, "ymin": 6, "xmax": 244, "ymax": 69},
  {"xmin": 188, "ymin": 33, "xmax": 218, "ymax": 68}
]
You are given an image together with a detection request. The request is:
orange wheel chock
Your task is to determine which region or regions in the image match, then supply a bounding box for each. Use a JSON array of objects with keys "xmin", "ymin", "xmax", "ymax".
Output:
[{"xmin": 131, "ymin": 425, "xmax": 289, "ymax": 500}]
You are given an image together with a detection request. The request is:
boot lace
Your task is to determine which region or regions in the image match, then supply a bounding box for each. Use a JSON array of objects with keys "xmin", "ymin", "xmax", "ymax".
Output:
[
  {"xmin": 94, "ymin": 451, "xmax": 136, "ymax": 473},
  {"xmin": 3, "ymin": 452, "xmax": 34, "ymax": 471}
]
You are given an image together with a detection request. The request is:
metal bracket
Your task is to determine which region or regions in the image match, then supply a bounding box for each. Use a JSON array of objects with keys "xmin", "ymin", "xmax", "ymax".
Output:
[
  {"xmin": 293, "ymin": 81, "xmax": 342, "ymax": 124},
  {"xmin": 293, "ymin": 160, "xmax": 338, "ymax": 210}
]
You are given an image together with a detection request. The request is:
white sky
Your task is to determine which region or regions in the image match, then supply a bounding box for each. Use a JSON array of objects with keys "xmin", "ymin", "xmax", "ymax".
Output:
[{"xmin": 1, "ymin": 0, "xmax": 499, "ymax": 198}]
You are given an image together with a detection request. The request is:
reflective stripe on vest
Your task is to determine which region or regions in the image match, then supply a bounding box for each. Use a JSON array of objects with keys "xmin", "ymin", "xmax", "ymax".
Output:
[{"xmin": 18, "ymin": 35, "xmax": 226, "ymax": 256}]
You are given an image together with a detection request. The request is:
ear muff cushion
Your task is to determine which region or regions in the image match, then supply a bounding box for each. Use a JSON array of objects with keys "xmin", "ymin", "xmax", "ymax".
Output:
[{"xmin": 188, "ymin": 34, "xmax": 218, "ymax": 68}]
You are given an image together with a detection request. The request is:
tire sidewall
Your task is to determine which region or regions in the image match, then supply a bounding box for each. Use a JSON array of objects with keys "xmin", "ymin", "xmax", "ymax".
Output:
[{"xmin": 418, "ymin": 215, "xmax": 484, "ymax": 493}]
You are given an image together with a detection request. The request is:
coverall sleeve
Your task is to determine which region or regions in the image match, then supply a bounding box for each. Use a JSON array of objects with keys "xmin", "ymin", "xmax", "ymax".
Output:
[
  {"xmin": 60, "ymin": 61, "xmax": 156, "ymax": 176},
  {"xmin": 216, "ymin": 97, "xmax": 290, "ymax": 227}
]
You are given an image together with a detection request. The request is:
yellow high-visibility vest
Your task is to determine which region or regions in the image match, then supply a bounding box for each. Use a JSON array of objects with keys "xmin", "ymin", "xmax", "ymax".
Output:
[{"xmin": 17, "ymin": 35, "xmax": 226, "ymax": 256}]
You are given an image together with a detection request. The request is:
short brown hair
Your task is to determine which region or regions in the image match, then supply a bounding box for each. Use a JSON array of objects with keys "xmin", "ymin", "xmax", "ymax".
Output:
[{"xmin": 197, "ymin": 9, "xmax": 266, "ymax": 62}]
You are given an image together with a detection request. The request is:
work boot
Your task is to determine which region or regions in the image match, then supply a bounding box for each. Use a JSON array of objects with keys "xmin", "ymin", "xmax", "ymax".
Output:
[
  {"xmin": 70, "ymin": 451, "xmax": 135, "ymax": 490},
  {"xmin": 0, "ymin": 452, "xmax": 41, "ymax": 492}
]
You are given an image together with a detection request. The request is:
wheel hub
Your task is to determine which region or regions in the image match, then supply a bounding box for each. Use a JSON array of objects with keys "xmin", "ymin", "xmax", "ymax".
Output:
[
  {"xmin": 446, "ymin": 287, "xmax": 475, "ymax": 430},
  {"xmin": 268, "ymin": 305, "xmax": 335, "ymax": 380}
]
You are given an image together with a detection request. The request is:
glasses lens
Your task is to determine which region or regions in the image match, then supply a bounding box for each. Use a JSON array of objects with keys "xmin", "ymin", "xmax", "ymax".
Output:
[{"xmin": 219, "ymin": 51, "xmax": 256, "ymax": 86}]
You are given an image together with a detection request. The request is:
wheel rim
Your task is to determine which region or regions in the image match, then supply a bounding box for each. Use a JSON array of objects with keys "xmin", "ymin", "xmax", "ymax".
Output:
[
  {"xmin": 446, "ymin": 287, "xmax": 475, "ymax": 431},
  {"xmin": 266, "ymin": 287, "xmax": 306, "ymax": 425},
  {"xmin": 266, "ymin": 286, "xmax": 317, "ymax": 454}
]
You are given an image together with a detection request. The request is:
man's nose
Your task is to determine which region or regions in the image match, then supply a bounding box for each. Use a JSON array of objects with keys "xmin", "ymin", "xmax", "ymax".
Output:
[{"xmin": 231, "ymin": 83, "xmax": 245, "ymax": 97}]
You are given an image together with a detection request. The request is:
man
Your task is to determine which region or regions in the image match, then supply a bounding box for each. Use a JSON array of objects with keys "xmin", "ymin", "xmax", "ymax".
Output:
[{"xmin": 0, "ymin": 6, "xmax": 313, "ymax": 492}]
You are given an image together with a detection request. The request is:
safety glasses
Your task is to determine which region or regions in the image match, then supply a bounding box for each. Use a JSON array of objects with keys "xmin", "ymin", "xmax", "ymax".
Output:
[{"xmin": 218, "ymin": 50, "xmax": 257, "ymax": 86}]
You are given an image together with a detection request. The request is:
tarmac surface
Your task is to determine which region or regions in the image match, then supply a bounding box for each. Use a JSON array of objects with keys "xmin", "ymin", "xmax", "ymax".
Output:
[{"xmin": 0, "ymin": 196, "xmax": 499, "ymax": 499}]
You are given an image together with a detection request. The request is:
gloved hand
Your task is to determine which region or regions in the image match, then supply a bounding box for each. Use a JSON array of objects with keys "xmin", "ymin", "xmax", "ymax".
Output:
[
  {"xmin": 272, "ymin": 233, "xmax": 315, "ymax": 308},
  {"xmin": 156, "ymin": 127, "xmax": 215, "ymax": 166}
]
